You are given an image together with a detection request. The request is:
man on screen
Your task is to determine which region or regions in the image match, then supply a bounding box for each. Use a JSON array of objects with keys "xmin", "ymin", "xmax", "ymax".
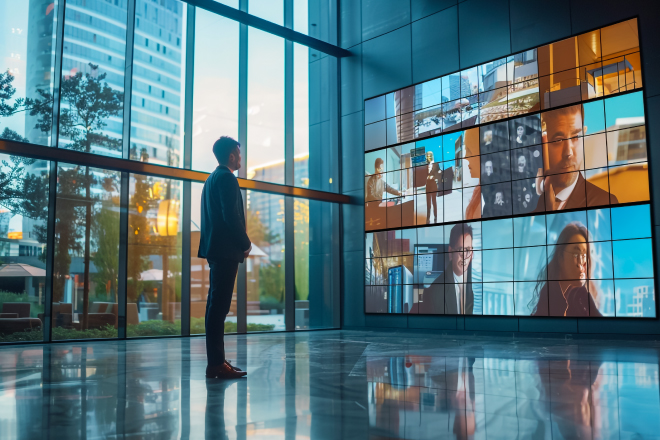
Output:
[
  {"xmin": 366, "ymin": 158, "xmax": 402, "ymax": 201},
  {"xmin": 444, "ymin": 224, "xmax": 474, "ymax": 315},
  {"xmin": 534, "ymin": 105, "xmax": 618, "ymax": 212}
]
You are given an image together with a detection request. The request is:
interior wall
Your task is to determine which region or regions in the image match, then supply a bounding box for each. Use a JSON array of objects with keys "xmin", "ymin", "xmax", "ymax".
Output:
[{"xmin": 339, "ymin": 0, "xmax": 660, "ymax": 335}]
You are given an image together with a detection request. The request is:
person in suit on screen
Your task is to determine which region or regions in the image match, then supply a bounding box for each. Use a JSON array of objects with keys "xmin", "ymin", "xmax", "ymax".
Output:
[
  {"xmin": 533, "ymin": 105, "xmax": 618, "ymax": 212},
  {"xmin": 425, "ymin": 151, "xmax": 441, "ymax": 223},
  {"xmin": 199, "ymin": 136, "xmax": 251, "ymax": 379},
  {"xmin": 444, "ymin": 224, "xmax": 474, "ymax": 314}
]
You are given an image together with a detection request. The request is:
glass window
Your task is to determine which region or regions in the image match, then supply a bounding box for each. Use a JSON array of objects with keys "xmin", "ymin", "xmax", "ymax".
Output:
[
  {"xmin": 246, "ymin": 191, "xmax": 284, "ymax": 331},
  {"xmin": 51, "ymin": 165, "xmax": 121, "ymax": 340},
  {"xmin": 191, "ymin": 10, "xmax": 239, "ymax": 173},
  {"xmin": 247, "ymin": 29, "xmax": 285, "ymax": 184},
  {"xmin": 130, "ymin": 0, "xmax": 187, "ymax": 167},
  {"xmin": 295, "ymin": 43, "xmax": 338, "ymax": 191},
  {"xmin": 190, "ymin": 182, "xmax": 237, "ymax": 335},
  {"xmin": 58, "ymin": 0, "xmax": 128, "ymax": 158},
  {"xmin": 127, "ymin": 174, "xmax": 182, "ymax": 337},
  {"xmin": 295, "ymin": 199, "xmax": 337, "ymax": 329},
  {"xmin": 0, "ymin": 0, "xmax": 58, "ymax": 146},
  {"xmin": 249, "ymin": 0, "xmax": 283, "ymax": 26},
  {"xmin": 0, "ymin": 154, "xmax": 49, "ymax": 342}
]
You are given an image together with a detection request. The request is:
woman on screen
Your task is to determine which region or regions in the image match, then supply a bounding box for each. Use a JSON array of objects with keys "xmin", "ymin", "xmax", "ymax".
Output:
[{"xmin": 529, "ymin": 222, "xmax": 602, "ymax": 317}]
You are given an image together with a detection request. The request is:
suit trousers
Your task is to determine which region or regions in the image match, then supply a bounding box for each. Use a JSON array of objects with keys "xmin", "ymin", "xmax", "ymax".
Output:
[{"xmin": 206, "ymin": 259, "xmax": 239, "ymax": 367}]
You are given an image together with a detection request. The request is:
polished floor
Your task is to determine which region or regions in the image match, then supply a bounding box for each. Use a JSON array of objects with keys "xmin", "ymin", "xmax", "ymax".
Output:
[{"xmin": 1, "ymin": 330, "xmax": 660, "ymax": 439}]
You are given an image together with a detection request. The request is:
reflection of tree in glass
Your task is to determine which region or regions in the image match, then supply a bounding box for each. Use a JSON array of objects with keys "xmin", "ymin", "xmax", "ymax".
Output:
[
  {"xmin": 92, "ymin": 176, "xmax": 121, "ymax": 301},
  {"xmin": 30, "ymin": 63, "xmax": 123, "ymax": 330},
  {"xmin": 0, "ymin": 71, "xmax": 30, "ymax": 143},
  {"xmin": 246, "ymin": 207, "xmax": 284, "ymax": 308},
  {"xmin": 127, "ymin": 174, "xmax": 153, "ymax": 306}
]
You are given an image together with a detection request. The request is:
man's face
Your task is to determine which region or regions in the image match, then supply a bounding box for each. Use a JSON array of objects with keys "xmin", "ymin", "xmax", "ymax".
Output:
[
  {"xmin": 485, "ymin": 161, "xmax": 493, "ymax": 176},
  {"xmin": 484, "ymin": 131, "xmax": 492, "ymax": 144},
  {"xmin": 495, "ymin": 192, "xmax": 503, "ymax": 204},
  {"xmin": 544, "ymin": 109, "xmax": 584, "ymax": 188},
  {"xmin": 376, "ymin": 164, "xmax": 384, "ymax": 179},
  {"xmin": 517, "ymin": 126, "xmax": 524, "ymax": 137},
  {"xmin": 229, "ymin": 146, "xmax": 242, "ymax": 170},
  {"xmin": 426, "ymin": 152, "xmax": 434, "ymax": 163},
  {"xmin": 449, "ymin": 233, "xmax": 473, "ymax": 277},
  {"xmin": 518, "ymin": 155, "xmax": 526, "ymax": 171}
]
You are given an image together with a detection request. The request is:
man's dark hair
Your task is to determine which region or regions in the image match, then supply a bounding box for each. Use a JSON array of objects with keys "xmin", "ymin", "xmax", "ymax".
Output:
[
  {"xmin": 449, "ymin": 223, "xmax": 473, "ymax": 248},
  {"xmin": 375, "ymin": 157, "xmax": 384, "ymax": 172},
  {"xmin": 212, "ymin": 136, "xmax": 240, "ymax": 164}
]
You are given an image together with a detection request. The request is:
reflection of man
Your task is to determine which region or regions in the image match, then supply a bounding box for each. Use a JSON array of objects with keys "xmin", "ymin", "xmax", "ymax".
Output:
[
  {"xmin": 517, "ymin": 155, "xmax": 526, "ymax": 173},
  {"xmin": 494, "ymin": 192, "xmax": 504, "ymax": 205},
  {"xmin": 444, "ymin": 225, "xmax": 474, "ymax": 314},
  {"xmin": 366, "ymin": 158, "xmax": 402, "ymax": 201},
  {"xmin": 534, "ymin": 105, "xmax": 618, "ymax": 212}
]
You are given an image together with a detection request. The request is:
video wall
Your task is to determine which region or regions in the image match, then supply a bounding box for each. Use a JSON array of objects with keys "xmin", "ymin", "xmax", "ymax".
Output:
[{"xmin": 363, "ymin": 18, "xmax": 656, "ymax": 318}]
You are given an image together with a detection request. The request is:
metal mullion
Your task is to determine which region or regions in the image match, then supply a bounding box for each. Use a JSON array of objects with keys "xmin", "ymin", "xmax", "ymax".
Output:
[
  {"xmin": 180, "ymin": 5, "xmax": 196, "ymax": 338},
  {"xmin": 183, "ymin": 4, "xmax": 196, "ymax": 170},
  {"xmin": 284, "ymin": 0, "xmax": 295, "ymax": 332},
  {"xmin": 42, "ymin": 0, "xmax": 66, "ymax": 342},
  {"xmin": 122, "ymin": 0, "xmax": 137, "ymax": 160},
  {"xmin": 114, "ymin": 0, "xmax": 136, "ymax": 339},
  {"xmin": 181, "ymin": 180, "xmax": 192, "ymax": 336},
  {"xmin": 237, "ymin": 0, "xmax": 249, "ymax": 334},
  {"xmin": 43, "ymin": 162, "xmax": 58, "ymax": 343},
  {"xmin": 117, "ymin": 172, "xmax": 129, "ymax": 339}
]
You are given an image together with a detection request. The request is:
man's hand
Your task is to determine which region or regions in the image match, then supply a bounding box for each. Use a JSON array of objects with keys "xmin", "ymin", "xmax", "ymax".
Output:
[
  {"xmin": 543, "ymin": 176, "xmax": 560, "ymax": 211},
  {"xmin": 244, "ymin": 244, "xmax": 252, "ymax": 259}
]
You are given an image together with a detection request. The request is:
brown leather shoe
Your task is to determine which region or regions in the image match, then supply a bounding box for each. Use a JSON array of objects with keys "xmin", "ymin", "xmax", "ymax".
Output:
[
  {"xmin": 225, "ymin": 360, "xmax": 243, "ymax": 372},
  {"xmin": 206, "ymin": 363, "xmax": 247, "ymax": 379}
]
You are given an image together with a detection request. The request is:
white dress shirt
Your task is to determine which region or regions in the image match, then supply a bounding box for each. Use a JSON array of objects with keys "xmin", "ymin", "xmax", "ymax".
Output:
[{"xmin": 454, "ymin": 272, "xmax": 464, "ymax": 314}]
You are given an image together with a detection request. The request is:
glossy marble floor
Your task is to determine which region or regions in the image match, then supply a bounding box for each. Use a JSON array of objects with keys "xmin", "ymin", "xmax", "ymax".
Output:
[{"xmin": 1, "ymin": 330, "xmax": 660, "ymax": 439}]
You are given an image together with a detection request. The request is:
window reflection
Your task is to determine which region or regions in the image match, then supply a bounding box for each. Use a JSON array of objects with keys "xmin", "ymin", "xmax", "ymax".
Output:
[
  {"xmin": 58, "ymin": 0, "xmax": 128, "ymax": 157},
  {"xmin": 127, "ymin": 174, "xmax": 182, "ymax": 336},
  {"xmin": 192, "ymin": 10, "xmax": 239, "ymax": 173},
  {"xmin": 247, "ymin": 28, "xmax": 285, "ymax": 184},
  {"xmin": 129, "ymin": 0, "xmax": 187, "ymax": 167},
  {"xmin": 51, "ymin": 165, "xmax": 121, "ymax": 340},
  {"xmin": 0, "ymin": 0, "xmax": 58, "ymax": 146},
  {"xmin": 0, "ymin": 155, "xmax": 49, "ymax": 342},
  {"xmin": 246, "ymin": 191, "xmax": 284, "ymax": 331}
]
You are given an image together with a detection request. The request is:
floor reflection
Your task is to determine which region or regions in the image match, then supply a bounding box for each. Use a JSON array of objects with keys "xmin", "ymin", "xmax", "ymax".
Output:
[{"xmin": 0, "ymin": 331, "xmax": 659, "ymax": 439}]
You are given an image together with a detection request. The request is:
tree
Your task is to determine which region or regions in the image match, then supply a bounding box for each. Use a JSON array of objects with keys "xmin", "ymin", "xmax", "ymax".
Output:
[
  {"xmin": 91, "ymin": 176, "xmax": 121, "ymax": 301},
  {"xmin": 27, "ymin": 63, "xmax": 124, "ymax": 329}
]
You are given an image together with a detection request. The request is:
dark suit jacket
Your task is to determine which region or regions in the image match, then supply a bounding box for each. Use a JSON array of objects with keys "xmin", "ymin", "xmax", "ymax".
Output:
[
  {"xmin": 533, "ymin": 173, "xmax": 618, "ymax": 213},
  {"xmin": 198, "ymin": 166, "xmax": 251, "ymax": 263},
  {"xmin": 425, "ymin": 163, "xmax": 441, "ymax": 193},
  {"xmin": 444, "ymin": 261, "xmax": 474, "ymax": 315}
]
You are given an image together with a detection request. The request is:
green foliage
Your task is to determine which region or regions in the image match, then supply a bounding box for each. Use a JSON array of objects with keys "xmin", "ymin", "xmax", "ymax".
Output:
[
  {"xmin": 258, "ymin": 262, "xmax": 284, "ymax": 306},
  {"xmin": 0, "ymin": 290, "xmax": 44, "ymax": 317},
  {"xmin": 0, "ymin": 318, "xmax": 275, "ymax": 343}
]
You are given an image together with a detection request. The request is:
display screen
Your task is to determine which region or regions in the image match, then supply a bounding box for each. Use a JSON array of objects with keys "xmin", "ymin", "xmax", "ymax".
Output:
[{"xmin": 363, "ymin": 19, "xmax": 655, "ymax": 318}]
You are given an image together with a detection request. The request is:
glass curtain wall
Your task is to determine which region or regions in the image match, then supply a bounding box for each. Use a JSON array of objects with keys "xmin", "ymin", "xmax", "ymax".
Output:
[{"xmin": 0, "ymin": 0, "xmax": 340, "ymax": 343}]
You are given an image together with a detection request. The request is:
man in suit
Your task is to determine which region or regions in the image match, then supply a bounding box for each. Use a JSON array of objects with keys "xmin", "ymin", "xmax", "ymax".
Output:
[
  {"xmin": 534, "ymin": 104, "xmax": 618, "ymax": 212},
  {"xmin": 424, "ymin": 151, "xmax": 441, "ymax": 224},
  {"xmin": 444, "ymin": 224, "xmax": 474, "ymax": 314},
  {"xmin": 199, "ymin": 136, "xmax": 251, "ymax": 379}
]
